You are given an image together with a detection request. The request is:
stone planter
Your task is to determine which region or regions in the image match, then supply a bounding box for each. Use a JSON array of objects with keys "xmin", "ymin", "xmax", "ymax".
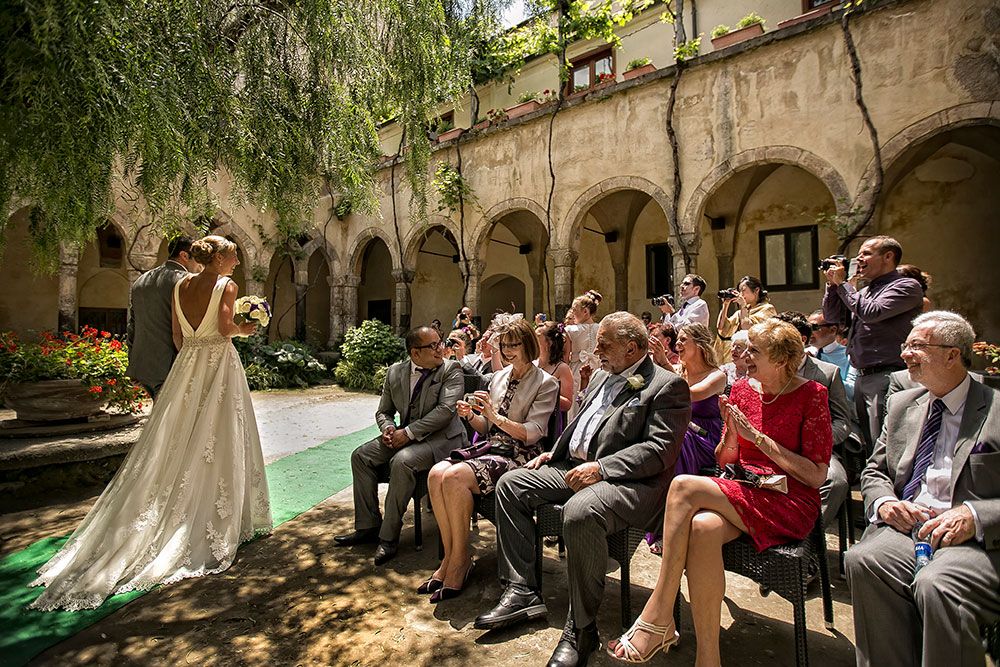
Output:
[
  {"xmin": 983, "ymin": 374, "xmax": 1000, "ymax": 391},
  {"xmin": 711, "ymin": 22, "xmax": 765, "ymax": 50},
  {"xmin": 2, "ymin": 379, "xmax": 106, "ymax": 422},
  {"xmin": 623, "ymin": 63, "xmax": 656, "ymax": 80},
  {"xmin": 777, "ymin": 3, "xmax": 835, "ymax": 30},
  {"xmin": 506, "ymin": 100, "xmax": 541, "ymax": 119},
  {"xmin": 436, "ymin": 127, "xmax": 464, "ymax": 143}
]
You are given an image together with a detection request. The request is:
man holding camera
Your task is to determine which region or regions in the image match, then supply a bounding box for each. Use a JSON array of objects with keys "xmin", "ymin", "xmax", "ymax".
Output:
[
  {"xmin": 657, "ymin": 273, "xmax": 709, "ymax": 328},
  {"xmin": 822, "ymin": 236, "xmax": 923, "ymax": 453}
]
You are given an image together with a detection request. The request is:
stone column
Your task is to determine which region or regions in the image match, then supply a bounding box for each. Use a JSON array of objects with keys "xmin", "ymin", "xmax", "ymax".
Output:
[
  {"xmin": 294, "ymin": 266, "xmax": 309, "ymax": 341},
  {"xmin": 392, "ymin": 268, "xmax": 415, "ymax": 335},
  {"xmin": 461, "ymin": 259, "xmax": 486, "ymax": 326},
  {"xmin": 550, "ymin": 247, "xmax": 578, "ymax": 319},
  {"xmin": 328, "ymin": 274, "xmax": 343, "ymax": 345},
  {"xmin": 57, "ymin": 244, "xmax": 79, "ymax": 332},
  {"xmin": 339, "ymin": 275, "xmax": 362, "ymax": 332}
]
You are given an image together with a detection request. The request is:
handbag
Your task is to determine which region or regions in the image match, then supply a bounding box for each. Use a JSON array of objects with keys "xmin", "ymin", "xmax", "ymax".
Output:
[
  {"xmin": 448, "ymin": 432, "xmax": 519, "ymax": 461},
  {"xmin": 715, "ymin": 463, "xmax": 788, "ymax": 494}
]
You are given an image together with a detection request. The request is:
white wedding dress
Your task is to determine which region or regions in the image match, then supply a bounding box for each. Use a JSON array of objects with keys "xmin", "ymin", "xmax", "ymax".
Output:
[{"xmin": 29, "ymin": 276, "xmax": 272, "ymax": 611}]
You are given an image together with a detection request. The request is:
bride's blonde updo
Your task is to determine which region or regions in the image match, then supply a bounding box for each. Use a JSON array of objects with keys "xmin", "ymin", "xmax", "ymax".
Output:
[{"xmin": 189, "ymin": 235, "xmax": 237, "ymax": 265}]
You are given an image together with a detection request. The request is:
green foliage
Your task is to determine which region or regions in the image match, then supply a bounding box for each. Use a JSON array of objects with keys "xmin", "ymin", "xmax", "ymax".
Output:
[
  {"xmin": 334, "ymin": 198, "xmax": 353, "ymax": 220},
  {"xmin": 233, "ymin": 335, "xmax": 327, "ymax": 390},
  {"xmin": 334, "ymin": 319, "xmax": 405, "ymax": 392},
  {"xmin": 673, "ymin": 37, "xmax": 702, "ymax": 62},
  {"xmin": 625, "ymin": 57, "xmax": 652, "ymax": 71},
  {"xmin": 485, "ymin": 108, "xmax": 509, "ymax": 125},
  {"xmin": 815, "ymin": 205, "xmax": 863, "ymax": 241},
  {"xmin": 432, "ymin": 163, "xmax": 477, "ymax": 214},
  {"xmin": 517, "ymin": 90, "xmax": 540, "ymax": 104},
  {"xmin": 711, "ymin": 24, "xmax": 731, "ymax": 38},
  {"xmin": 736, "ymin": 12, "xmax": 766, "ymax": 29},
  {"xmin": 0, "ymin": 0, "xmax": 502, "ymax": 270}
]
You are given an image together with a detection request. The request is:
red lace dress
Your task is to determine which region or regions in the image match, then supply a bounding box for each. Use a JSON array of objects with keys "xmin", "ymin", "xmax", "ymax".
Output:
[{"xmin": 711, "ymin": 378, "xmax": 833, "ymax": 551}]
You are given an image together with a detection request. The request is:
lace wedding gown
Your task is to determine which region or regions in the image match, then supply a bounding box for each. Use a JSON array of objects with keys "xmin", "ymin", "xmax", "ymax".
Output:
[{"xmin": 29, "ymin": 276, "xmax": 272, "ymax": 611}]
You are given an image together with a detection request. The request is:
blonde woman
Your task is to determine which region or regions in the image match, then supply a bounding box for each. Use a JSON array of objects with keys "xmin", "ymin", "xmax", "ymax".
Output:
[{"xmin": 565, "ymin": 289, "xmax": 602, "ymax": 417}]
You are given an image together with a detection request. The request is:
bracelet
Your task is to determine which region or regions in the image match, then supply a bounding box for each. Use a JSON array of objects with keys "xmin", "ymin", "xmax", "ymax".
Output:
[{"xmin": 754, "ymin": 432, "xmax": 765, "ymax": 450}]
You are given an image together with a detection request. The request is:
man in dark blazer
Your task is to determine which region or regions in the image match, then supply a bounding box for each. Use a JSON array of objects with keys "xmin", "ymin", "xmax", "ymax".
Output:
[
  {"xmin": 846, "ymin": 311, "xmax": 1000, "ymax": 667},
  {"xmin": 335, "ymin": 326, "xmax": 466, "ymax": 565},
  {"xmin": 474, "ymin": 312, "xmax": 690, "ymax": 667},
  {"xmin": 125, "ymin": 237, "xmax": 200, "ymax": 397}
]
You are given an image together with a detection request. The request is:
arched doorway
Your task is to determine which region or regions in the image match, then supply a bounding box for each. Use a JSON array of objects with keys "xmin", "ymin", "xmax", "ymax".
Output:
[
  {"xmin": 0, "ymin": 208, "xmax": 60, "ymax": 335},
  {"xmin": 875, "ymin": 123, "xmax": 1000, "ymax": 344},
  {"xmin": 479, "ymin": 209, "xmax": 550, "ymax": 318},
  {"xmin": 264, "ymin": 251, "xmax": 296, "ymax": 341},
  {"xmin": 78, "ymin": 221, "xmax": 130, "ymax": 336},
  {"xmin": 305, "ymin": 249, "xmax": 331, "ymax": 347},
  {"xmin": 358, "ymin": 239, "xmax": 394, "ymax": 325},
  {"xmin": 410, "ymin": 226, "xmax": 463, "ymax": 329},
  {"xmin": 481, "ymin": 274, "xmax": 527, "ymax": 319}
]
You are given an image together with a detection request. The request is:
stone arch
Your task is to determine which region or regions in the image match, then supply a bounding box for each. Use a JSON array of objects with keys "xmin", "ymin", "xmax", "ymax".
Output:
[
  {"xmin": 402, "ymin": 215, "xmax": 463, "ymax": 269},
  {"xmin": 295, "ymin": 227, "xmax": 339, "ymax": 277},
  {"xmin": 853, "ymin": 102, "xmax": 1000, "ymax": 217},
  {"xmin": 682, "ymin": 146, "xmax": 852, "ymax": 252},
  {"xmin": 211, "ymin": 212, "xmax": 262, "ymax": 267},
  {"xmin": 473, "ymin": 197, "xmax": 549, "ymax": 259},
  {"xmin": 559, "ymin": 176, "xmax": 678, "ymax": 251},
  {"xmin": 346, "ymin": 226, "xmax": 402, "ymax": 276}
]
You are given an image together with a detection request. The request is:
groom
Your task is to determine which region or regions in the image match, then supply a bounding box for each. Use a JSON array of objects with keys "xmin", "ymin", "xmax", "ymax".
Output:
[
  {"xmin": 336, "ymin": 326, "xmax": 467, "ymax": 565},
  {"xmin": 475, "ymin": 312, "xmax": 690, "ymax": 666}
]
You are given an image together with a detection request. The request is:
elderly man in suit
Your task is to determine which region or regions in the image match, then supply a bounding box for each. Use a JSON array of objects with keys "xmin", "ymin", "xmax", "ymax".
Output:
[
  {"xmin": 474, "ymin": 311, "xmax": 690, "ymax": 667},
  {"xmin": 335, "ymin": 326, "xmax": 466, "ymax": 566},
  {"xmin": 846, "ymin": 311, "xmax": 1000, "ymax": 667},
  {"xmin": 125, "ymin": 236, "xmax": 201, "ymax": 397}
]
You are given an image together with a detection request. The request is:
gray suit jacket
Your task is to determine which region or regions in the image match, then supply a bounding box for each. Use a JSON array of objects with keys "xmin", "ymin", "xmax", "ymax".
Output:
[
  {"xmin": 862, "ymin": 379, "xmax": 1000, "ymax": 552},
  {"xmin": 126, "ymin": 260, "xmax": 188, "ymax": 390},
  {"xmin": 886, "ymin": 368, "xmax": 983, "ymax": 399},
  {"xmin": 376, "ymin": 358, "xmax": 467, "ymax": 461},
  {"xmin": 549, "ymin": 356, "xmax": 691, "ymax": 532},
  {"xmin": 800, "ymin": 355, "xmax": 854, "ymax": 448}
]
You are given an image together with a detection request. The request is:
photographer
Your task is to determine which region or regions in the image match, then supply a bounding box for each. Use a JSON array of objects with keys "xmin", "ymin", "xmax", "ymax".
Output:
[
  {"xmin": 453, "ymin": 306, "xmax": 474, "ymax": 330},
  {"xmin": 821, "ymin": 236, "xmax": 923, "ymax": 452},
  {"xmin": 657, "ymin": 273, "xmax": 709, "ymax": 329},
  {"xmin": 715, "ymin": 275, "xmax": 777, "ymax": 363}
]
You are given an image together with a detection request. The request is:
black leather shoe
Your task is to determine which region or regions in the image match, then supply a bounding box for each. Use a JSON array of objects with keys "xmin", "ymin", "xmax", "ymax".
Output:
[
  {"xmin": 547, "ymin": 623, "xmax": 600, "ymax": 667},
  {"xmin": 333, "ymin": 527, "xmax": 381, "ymax": 547},
  {"xmin": 373, "ymin": 540, "xmax": 398, "ymax": 566},
  {"xmin": 473, "ymin": 585, "xmax": 547, "ymax": 630}
]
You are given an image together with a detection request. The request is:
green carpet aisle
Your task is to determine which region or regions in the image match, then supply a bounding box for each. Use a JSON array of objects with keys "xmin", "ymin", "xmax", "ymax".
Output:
[{"xmin": 0, "ymin": 423, "xmax": 380, "ymax": 667}]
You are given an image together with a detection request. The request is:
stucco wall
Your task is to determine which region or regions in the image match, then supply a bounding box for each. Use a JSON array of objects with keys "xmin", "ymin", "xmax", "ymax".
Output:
[{"xmin": 0, "ymin": 208, "xmax": 59, "ymax": 336}]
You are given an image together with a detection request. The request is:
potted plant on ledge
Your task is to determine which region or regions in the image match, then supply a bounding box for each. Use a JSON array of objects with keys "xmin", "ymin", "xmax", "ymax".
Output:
[
  {"xmin": 507, "ymin": 91, "xmax": 544, "ymax": 119},
  {"xmin": 973, "ymin": 341, "xmax": 1000, "ymax": 390},
  {"xmin": 711, "ymin": 12, "xmax": 766, "ymax": 50},
  {"xmin": 623, "ymin": 57, "xmax": 655, "ymax": 80},
  {"xmin": 0, "ymin": 327, "xmax": 146, "ymax": 422}
]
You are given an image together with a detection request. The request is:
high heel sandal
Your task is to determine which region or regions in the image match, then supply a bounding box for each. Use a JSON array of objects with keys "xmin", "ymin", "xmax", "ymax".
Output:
[
  {"xmin": 606, "ymin": 616, "xmax": 679, "ymax": 663},
  {"xmin": 430, "ymin": 561, "xmax": 474, "ymax": 604},
  {"xmin": 416, "ymin": 577, "xmax": 443, "ymax": 595}
]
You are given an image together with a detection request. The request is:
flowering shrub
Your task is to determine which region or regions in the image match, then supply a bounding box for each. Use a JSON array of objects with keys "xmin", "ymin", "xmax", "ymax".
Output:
[
  {"xmin": 334, "ymin": 319, "xmax": 406, "ymax": 392},
  {"xmin": 596, "ymin": 72, "xmax": 616, "ymax": 84},
  {"xmin": 233, "ymin": 335, "xmax": 327, "ymax": 389},
  {"xmin": 0, "ymin": 327, "xmax": 146, "ymax": 413},
  {"xmin": 973, "ymin": 341, "xmax": 1000, "ymax": 374}
]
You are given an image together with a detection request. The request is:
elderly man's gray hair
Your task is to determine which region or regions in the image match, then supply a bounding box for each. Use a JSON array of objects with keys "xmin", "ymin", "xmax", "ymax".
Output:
[
  {"xmin": 599, "ymin": 311, "xmax": 649, "ymax": 351},
  {"xmin": 912, "ymin": 310, "xmax": 975, "ymax": 368}
]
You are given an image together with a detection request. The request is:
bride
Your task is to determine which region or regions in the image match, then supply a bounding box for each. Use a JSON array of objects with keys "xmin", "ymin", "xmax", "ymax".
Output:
[{"xmin": 29, "ymin": 235, "xmax": 273, "ymax": 611}]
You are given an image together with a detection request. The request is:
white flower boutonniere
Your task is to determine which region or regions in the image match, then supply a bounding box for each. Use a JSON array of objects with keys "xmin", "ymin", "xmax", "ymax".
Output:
[{"xmin": 626, "ymin": 374, "xmax": 645, "ymax": 390}]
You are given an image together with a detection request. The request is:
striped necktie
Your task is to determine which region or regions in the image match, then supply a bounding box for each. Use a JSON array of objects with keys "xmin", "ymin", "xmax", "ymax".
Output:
[{"xmin": 902, "ymin": 399, "xmax": 946, "ymax": 501}]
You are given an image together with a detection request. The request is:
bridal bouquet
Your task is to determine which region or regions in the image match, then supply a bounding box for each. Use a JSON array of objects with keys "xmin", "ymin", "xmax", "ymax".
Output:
[{"xmin": 235, "ymin": 296, "xmax": 272, "ymax": 327}]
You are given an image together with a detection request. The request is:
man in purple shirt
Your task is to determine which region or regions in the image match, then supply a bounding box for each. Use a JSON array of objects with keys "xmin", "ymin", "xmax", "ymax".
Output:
[{"xmin": 822, "ymin": 236, "xmax": 923, "ymax": 453}]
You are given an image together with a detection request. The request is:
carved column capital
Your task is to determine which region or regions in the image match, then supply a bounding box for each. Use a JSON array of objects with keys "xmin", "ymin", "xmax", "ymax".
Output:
[
  {"xmin": 549, "ymin": 247, "xmax": 578, "ymax": 267},
  {"xmin": 391, "ymin": 268, "xmax": 416, "ymax": 284}
]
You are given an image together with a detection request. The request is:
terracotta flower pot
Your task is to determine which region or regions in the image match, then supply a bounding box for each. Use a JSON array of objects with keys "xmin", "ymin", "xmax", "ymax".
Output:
[
  {"xmin": 777, "ymin": 3, "xmax": 835, "ymax": 30},
  {"xmin": 506, "ymin": 100, "xmax": 541, "ymax": 120},
  {"xmin": 623, "ymin": 63, "xmax": 656, "ymax": 80},
  {"xmin": 711, "ymin": 22, "xmax": 765, "ymax": 50},
  {"xmin": 3, "ymin": 379, "xmax": 106, "ymax": 422},
  {"xmin": 436, "ymin": 127, "xmax": 464, "ymax": 142}
]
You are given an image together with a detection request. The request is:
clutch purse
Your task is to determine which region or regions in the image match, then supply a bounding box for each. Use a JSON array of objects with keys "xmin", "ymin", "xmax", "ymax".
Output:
[
  {"xmin": 715, "ymin": 463, "xmax": 788, "ymax": 494},
  {"xmin": 448, "ymin": 432, "xmax": 519, "ymax": 461}
]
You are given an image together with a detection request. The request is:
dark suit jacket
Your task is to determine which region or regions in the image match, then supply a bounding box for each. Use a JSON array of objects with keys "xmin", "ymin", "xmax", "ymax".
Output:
[
  {"xmin": 800, "ymin": 355, "xmax": 854, "ymax": 447},
  {"xmin": 376, "ymin": 358, "xmax": 467, "ymax": 461},
  {"xmin": 862, "ymin": 379, "xmax": 1000, "ymax": 552},
  {"xmin": 125, "ymin": 260, "xmax": 189, "ymax": 390},
  {"xmin": 549, "ymin": 355, "xmax": 691, "ymax": 531}
]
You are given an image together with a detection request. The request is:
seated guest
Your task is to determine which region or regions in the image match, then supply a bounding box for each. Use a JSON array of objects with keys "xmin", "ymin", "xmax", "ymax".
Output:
[
  {"xmin": 720, "ymin": 330, "xmax": 750, "ymax": 391},
  {"xmin": 423, "ymin": 317, "xmax": 559, "ymax": 603},
  {"xmin": 464, "ymin": 327, "xmax": 494, "ymax": 375},
  {"xmin": 846, "ymin": 311, "xmax": 1000, "ymax": 667},
  {"xmin": 535, "ymin": 321, "xmax": 575, "ymax": 415},
  {"xmin": 445, "ymin": 328, "xmax": 471, "ymax": 362},
  {"xmin": 778, "ymin": 311, "xmax": 857, "ymax": 527},
  {"xmin": 475, "ymin": 312, "xmax": 690, "ymax": 667},
  {"xmin": 673, "ymin": 323, "xmax": 727, "ymax": 476},
  {"xmin": 897, "ymin": 264, "xmax": 933, "ymax": 312},
  {"xmin": 608, "ymin": 319, "xmax": 832, "ymax": 664},
  {"xmin": 716, "ymin": 275, "xmax": 777, "ymax": 363},
  {"xmin": 648, "ymin": 321, "xmax": 680, "ymax": 369},
  {"xmin": 640, "ymin": 311, "xmax": 653, "ymax": 327},
  {"xmin": 335, "ymin": 327, "xmax": 466, "ymax": 565},
  {"xmin": 807, "ymin": 309, "xmax": 854, "ymax": 400}
]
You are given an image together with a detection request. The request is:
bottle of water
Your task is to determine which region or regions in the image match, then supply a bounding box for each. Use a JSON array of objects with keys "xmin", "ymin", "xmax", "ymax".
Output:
[{"xmin": 912, "ymin": 521, "xmax": 933, "ymax": 574}]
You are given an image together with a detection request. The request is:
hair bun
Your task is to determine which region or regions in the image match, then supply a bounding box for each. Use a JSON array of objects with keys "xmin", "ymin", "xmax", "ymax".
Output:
[{"xmin": 586, "ymin": 289, "xmax": 603, "ymax": 304}]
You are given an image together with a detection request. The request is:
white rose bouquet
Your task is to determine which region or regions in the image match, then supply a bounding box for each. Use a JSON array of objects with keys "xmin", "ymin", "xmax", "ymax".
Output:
[{"xmin": 234, "ymin": 295, "xmax": 271, "ymax": 327}]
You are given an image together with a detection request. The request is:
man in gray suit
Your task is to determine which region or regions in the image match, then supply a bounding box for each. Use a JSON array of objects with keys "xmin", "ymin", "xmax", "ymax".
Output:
[
  {"xmin": 474, "ymin": 312, "xmax": 690, "ymax": 667},
  {"xmin": 335, "ymin": 326, "xmax": 466, "ymax": 565},
  {"xmin": 846, "ymin": 311, "xmax": 1000, "ymax": 667},
  {"xmin": 126, "ymin": 237, "xmax": 201, "ymax": 397}
]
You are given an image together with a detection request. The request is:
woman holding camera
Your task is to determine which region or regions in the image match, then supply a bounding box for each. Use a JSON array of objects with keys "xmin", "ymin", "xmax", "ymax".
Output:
[
  {"xmin": 716, "ymin": 275, "xmax": 776, "ymax": 363},
  {"xmin": 607, "ymin": 319, "xmax": 832, "ymax": 664},
  {"xmin": 423, "ymin": 316, "xmax": 559, "ymax": 603}
]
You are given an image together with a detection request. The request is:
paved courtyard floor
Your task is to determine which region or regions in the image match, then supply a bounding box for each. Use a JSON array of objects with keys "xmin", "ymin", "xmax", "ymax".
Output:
[{"xmin": 1, "ymin": 389, "xmax": 860, "ymax": 666}]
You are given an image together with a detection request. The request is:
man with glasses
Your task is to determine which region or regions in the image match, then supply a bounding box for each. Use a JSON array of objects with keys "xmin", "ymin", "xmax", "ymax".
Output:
[
  {"xmin": 335, "ymin": 326, "xmax": 467, "ymax": 565},
  {"xmin": 807, "ymin": 309, "xmax": 852, "ymax": 389},
  {"xmin": 660, "ymin": 273, "xmax": 709, "ymax": 328},
  {"xmin": 847, "ymin": 310, "xmax": 1000, "ymax": 667}
]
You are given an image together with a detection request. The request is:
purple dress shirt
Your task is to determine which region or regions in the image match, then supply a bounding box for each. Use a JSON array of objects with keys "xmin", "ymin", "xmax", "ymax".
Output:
[{"xmin": 822, "ymin": 270, "xmax": 923, "ymax": 370}]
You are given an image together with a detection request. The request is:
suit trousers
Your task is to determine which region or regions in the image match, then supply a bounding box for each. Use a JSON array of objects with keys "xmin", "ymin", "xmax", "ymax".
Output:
[
  {"xmin": 819, "ymin": 452, "xmax": 849, "ymax": 528},
  {"xmin": 855, "ymin": 370, "xmax": 894, "ymax": 455},
  {"xmin": 846, "ymin": 524, "xmax": 1000, "ymax": 667},
  {"xmin": 495, "ymin": 462, "xmax": 634, "ymax": 630},
  {"xmin": 350, "ymin": 437, "xmax": 437, "ymax": 543}
]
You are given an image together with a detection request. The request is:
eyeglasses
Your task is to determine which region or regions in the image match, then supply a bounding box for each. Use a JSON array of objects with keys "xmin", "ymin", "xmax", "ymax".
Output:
[
  {"xmin": 413, "ymin": 340, "xmax": 444, "ymax": 351},
  {"xmin": 901, "ymin": 342, "xmax": 956, "ymax": 353},
  {"xmin": 680, "ymin": 280, "xmax": 693, "ymax": 286},
  {"xmin": 810, "ymin": 322, "xmax": 835, "ymax": 331}
]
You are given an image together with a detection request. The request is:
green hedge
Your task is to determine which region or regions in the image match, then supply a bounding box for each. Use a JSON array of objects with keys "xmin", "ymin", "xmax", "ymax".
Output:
[
  {"xmin": 334, "ymin": 320, "xmax": 406, "ymax": 392},
  {"xmin": 233, "ymin": 335, "xmax": 328, "ymax": 390}
]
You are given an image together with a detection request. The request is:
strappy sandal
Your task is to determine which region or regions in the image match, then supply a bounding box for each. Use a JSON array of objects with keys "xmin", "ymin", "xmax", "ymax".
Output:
[{"xmin": 606, "ymin": 616, "xmax": 679, "ymax": 663}]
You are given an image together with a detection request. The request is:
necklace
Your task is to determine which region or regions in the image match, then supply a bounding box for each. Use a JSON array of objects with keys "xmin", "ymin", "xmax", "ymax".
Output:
[{"xmin": 758, "ymin": 375, "xmax": 794, "ymax": 405}]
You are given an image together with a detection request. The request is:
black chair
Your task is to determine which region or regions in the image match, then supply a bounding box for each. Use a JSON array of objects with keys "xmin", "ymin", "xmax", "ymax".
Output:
[
  {"xmin": 984, "ymin": 621, "xmax": 1000, "ymax": 661},
  {"xmin": 375, "ymin": 464, "xmax": 429, "ymax": 551}
]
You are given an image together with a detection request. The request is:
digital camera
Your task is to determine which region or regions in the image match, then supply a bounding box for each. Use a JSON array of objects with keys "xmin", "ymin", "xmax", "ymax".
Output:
[
  {"xmin": 717, "ymin": 288, "xmax": 740, "ymax": 300},
  {"xmin": 819, "ymin": 255, "xmax": 849, "ymax": 272},
  {"xmin": 650, "ymin": 294, "xmax": 674, "ymax": 307}
]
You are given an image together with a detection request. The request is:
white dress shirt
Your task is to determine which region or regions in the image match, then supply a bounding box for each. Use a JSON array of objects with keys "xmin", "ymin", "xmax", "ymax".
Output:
[
  {"xmin": 669, "ymin": 296, "xmax": 709, "ymax": 329},
  {"xmin": 568, "ymin": 357, "xmax": 645, "ymax": 461}
]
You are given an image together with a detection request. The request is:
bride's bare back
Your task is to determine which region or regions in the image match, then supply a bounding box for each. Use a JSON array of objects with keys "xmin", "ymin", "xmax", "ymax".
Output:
[{"xmin": 177, "ymin": 274, "xmax": 220, "ymax": 330}]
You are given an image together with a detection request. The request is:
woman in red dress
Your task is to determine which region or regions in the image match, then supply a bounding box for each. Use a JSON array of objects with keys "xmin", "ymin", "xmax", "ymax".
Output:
[{"xmin": 608, "ymin": 319, "xmax": 833, "ymax": 665}]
